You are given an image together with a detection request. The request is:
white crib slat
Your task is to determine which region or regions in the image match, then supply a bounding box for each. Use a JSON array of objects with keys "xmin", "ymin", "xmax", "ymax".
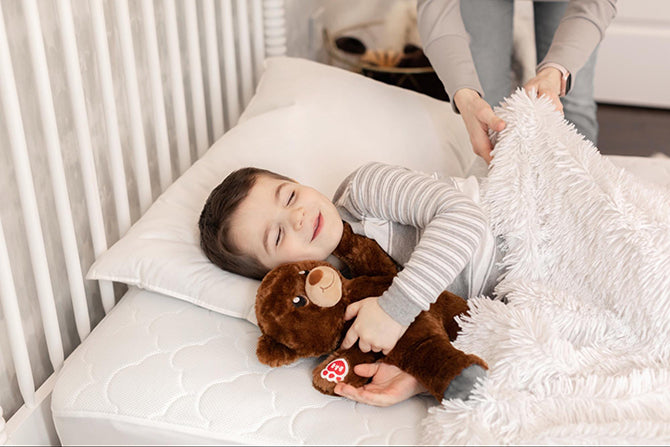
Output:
[
  {"xmin": 221, "ymin": 0, "xmax": 241, "ymax": 126},
  {"xmin": 251, "ymin": 0, "xmax": 265, "ymax": 83},
  {"xmin": 184, "ymin": 1, "xmax": 210, "ymax": 156},
  {"xmin": 235, "ymin": 0, "xmax": 254, "ymax": 106},
  {"xmin": 203, "ymin": 0, "xmax": 225, "ymax": 139},
  {"xmin": 140, "ymin": 0, "xmax": 172, "ymax": 192},
  {"xmin": 0, "ymin": 408, "xmax": 6, "ymax": 445},
  {"xmin": 263, "ymin": 0, "xmax": 287, "ymax": 57},
  {"xmin": 164, "ymin": 0, "xmax": 192, "ymax": 174},
  {"xmin": 23, "ymin": 0, "xmax": 91, "ymax": 342},
  {"xmin": 0, "ymin": 4, "xmax": 65, "ymax": 371},
  {"xmin": 0, "ymin": 219, "xmax": 37, "ymax": 409},
  {"xmin": 115, "ymin": 0, "xmax": 153, "ymax": 213},
  {"xmin": 56, "ymin": 0, "xmax": 115, "ymax": 314},
  {"xmin": 89, "ymin": 0, "xmax": 132, "ymax": 235}
]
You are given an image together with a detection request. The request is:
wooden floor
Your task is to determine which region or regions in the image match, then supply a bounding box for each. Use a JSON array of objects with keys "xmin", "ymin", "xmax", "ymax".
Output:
[{"xmin": 596, "ymin": 104, "xmax": 670, "ymax": 157}]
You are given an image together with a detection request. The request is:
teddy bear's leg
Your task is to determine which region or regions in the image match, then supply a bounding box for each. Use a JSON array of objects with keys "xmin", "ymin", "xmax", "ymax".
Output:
[
  {"xmin": 311, "ymin": 348, "xmax": 382, "ymax": 396},
  {"xmin": 442, "ymin": 364, "xmax": 487, "ymax": 400},
  {"xmin": 385, "ymin": 324, "xmax": 487, "ymax": 402}
]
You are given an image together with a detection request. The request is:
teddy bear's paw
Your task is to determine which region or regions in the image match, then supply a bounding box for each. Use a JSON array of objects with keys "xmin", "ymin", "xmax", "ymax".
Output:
[
  {"xmin": 312, "ymin": 375, "xmax": 338, "ymax": 396},
  {"xmin": 312, "ymin": 355, "xmax": 368, "ymax": 396},
  {"xmin": 442, "ymin": 364, "xmax": 487, "ymax": 401}
]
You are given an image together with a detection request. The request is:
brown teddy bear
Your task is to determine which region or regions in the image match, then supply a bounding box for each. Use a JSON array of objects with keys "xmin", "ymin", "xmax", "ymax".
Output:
[{"xmin": 255, "ymin": 223, "xmax": 487, "ymax": 401}]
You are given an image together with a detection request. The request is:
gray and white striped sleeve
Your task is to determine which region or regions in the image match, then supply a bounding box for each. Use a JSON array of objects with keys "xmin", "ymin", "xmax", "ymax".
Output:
[{"xmin": 346, "ymin": 162, "xmax": 487, "ymax": 326}]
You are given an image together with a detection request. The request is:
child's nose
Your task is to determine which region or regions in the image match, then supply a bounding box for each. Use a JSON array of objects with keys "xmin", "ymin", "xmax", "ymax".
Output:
[{"xmin": 289, "ymin": 207, "xmax": 305, "ymax": 230}]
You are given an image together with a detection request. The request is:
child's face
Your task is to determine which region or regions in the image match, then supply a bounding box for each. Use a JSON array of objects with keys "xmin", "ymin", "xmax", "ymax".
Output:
[{"xmin": 229, "ymin": 174, "xmax": 344, "ymax": 270}]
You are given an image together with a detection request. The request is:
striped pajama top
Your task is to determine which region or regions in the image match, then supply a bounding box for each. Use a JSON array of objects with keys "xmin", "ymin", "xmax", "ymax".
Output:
[{"xmin": 332, "ymin": 162, "xmax": 502, "ymax": 326}]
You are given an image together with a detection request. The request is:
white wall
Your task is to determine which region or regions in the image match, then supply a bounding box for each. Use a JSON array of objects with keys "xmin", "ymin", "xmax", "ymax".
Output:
[
  {"xmin": 284, "ymin": 0, "xmax": 327, "ymax": 61},
  {"xmin": 594, "ymin": 0, "xmax": 670, "ymax": 108}
]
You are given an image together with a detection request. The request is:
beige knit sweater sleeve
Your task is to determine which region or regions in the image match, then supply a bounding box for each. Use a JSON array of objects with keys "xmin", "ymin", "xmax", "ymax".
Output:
[{"xmin": 417, "ymin": 0, "xmax": 617, "ymax": 99}]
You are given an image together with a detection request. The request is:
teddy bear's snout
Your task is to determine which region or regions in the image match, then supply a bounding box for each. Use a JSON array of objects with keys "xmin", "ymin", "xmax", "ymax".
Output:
[
  {"xmin": 304, "ymin": 266, "xmax": 342, "ymax": 308},
  {"xmin": 308, "ymin": 269, "xmax": 323, "ymax": 285}
]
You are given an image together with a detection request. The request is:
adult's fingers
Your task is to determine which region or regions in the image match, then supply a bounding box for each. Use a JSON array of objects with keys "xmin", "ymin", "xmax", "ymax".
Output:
[
  {"xmin": 467, "ymin": 102, "xmax": 505, "ymax": 163},
  {"xmin": 470, "ymin": 126, "xmax": 493, "ymax": 163},
  {"xmin": 480, "ymin": 107, "xmax": 506, "ymax": 133},
  {"xmin": 334, "ymin": 383, "xmax": 395, "ymax": 407},
  {"xmin": 489, "ymin": 115, "xmax": 506, "ymax": 132},
  {"xmin": 546, "ymin": 92, "xmax": 564, "ymax": 114},
  {"xmin": 525, "ymin": 82, "xmax": 564, "ymax": 114},
  {"xmin": 353, "ymin": 363, "xmax": 381, "ymax": 378}
]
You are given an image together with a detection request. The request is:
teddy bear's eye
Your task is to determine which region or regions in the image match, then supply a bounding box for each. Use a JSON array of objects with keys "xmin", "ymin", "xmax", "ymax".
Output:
[
  {"xmin": 298, "ymin": 270, "xmax": 309, "ymax": 275},
  {"xmin": 292, "ymin": 296, "xmax": 307, "ymax": 307}
]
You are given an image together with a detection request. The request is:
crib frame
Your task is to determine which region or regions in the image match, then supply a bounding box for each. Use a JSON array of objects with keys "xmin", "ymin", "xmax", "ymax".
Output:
[{"xmin": 0, "ymin": 0, "xmax": 286, "ymax": 444}]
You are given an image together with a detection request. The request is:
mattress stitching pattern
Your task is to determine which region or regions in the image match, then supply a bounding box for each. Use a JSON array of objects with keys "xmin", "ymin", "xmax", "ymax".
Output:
[{"xmin": 52, "ymin": 287, "xmax": 432, "ymax": 444}]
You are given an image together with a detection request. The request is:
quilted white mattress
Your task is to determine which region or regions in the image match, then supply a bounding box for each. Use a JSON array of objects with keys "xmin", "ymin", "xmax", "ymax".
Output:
[
  {"xmin": 51, "ymin": 286, "xmax": 434, "ymax": 445},
  {"xmin": 51, "ymin": 155, "xmax": 670, "ymax": 446}
]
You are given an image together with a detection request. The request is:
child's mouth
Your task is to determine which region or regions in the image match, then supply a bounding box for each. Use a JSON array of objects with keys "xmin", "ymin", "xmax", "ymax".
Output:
[{"xmin": 312, "ymin": 213, "xmax": 322, "ymax": 241}]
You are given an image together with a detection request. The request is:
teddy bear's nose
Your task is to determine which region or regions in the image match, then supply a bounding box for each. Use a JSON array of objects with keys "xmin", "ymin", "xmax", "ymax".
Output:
[
  {"xmin": 304, "ymin": 266, "xmax": 342, "ymax": 308},
  {"xmin": 308, "ymin": 269, "xmax": 323, "ymax": 285}
]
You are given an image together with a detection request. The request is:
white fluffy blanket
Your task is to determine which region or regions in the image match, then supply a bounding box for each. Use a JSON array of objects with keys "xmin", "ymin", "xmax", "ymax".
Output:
[{"xmin": 422, "ymin": 90, "xmax": 670, "ymax": 445}]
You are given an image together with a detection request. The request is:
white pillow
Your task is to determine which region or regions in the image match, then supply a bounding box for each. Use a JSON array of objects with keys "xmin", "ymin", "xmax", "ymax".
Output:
[{"xmin": 87, "ymin": 57, "xmax": 476, "ymax": 324}]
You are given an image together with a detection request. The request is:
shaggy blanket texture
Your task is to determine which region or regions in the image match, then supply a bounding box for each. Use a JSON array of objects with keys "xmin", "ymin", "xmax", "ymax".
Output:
[{"xmin": 422, "ymin": 90, "xmax": 670, "ymax": 445}]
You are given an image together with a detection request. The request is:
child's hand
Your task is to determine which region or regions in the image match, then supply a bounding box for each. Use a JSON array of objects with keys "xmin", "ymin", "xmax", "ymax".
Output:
[{"xmin": 340, "ymin": 297, "xmax": 407, "ymax": 354}]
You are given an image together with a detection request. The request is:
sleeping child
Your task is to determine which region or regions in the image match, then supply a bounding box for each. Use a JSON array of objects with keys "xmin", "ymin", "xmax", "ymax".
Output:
[{"xmin": 198, "ymin": 161, "xmax": 503, "ymax": 407}]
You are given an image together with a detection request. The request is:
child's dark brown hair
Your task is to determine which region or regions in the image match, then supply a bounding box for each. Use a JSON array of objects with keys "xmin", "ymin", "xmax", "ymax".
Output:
[{"xmin": 198, "ymin": 167, "xmax": 292, "ymax": 280}]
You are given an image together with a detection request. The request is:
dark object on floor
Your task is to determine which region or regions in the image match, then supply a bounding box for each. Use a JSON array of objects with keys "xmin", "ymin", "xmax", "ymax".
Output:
[{"xmin": 331, "ymin": 35, "xmax": 449, "ymax": 102}]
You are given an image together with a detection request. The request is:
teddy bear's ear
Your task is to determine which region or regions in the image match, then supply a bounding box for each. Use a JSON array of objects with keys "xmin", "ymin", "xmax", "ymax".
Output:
[{"xmin": 257, "ymin": 334, "xmax": 300, "ymax": 367}]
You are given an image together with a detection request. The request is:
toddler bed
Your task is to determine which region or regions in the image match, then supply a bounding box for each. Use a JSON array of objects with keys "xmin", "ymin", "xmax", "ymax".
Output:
[
  {"xmin": 2, "ymin": 1, "xmax": 669, "ymax": 444},
  {"xmin": 52, "ymin": 58, "xmax": 670, "ymax": 445}
]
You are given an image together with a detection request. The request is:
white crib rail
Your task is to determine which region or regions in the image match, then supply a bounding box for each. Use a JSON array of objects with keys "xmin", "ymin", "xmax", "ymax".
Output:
[
  {"xmin": 203, "ymin": 0, "xmax": 226, "ymax": 141},
  {"xmin": 23, "ymin": 0, "xmax": 92, "ymax": 345},
  {"xmin": 0, "ymin": 2, "xmax": 65, "ymax": 372},
  {"xmin": 114, "ymin": 0, "xmax": 154, "ymax": 214},
  {"xmin": 0, "ymin": 219, "xmax": 36, "ymax": 409},
  {"xmin": 0, "ymin": 0, "xmax": 286, "ymax": 443},
  {"xmin": 56, "ymin": 0, "xmax": 117, "ymax": 315}
]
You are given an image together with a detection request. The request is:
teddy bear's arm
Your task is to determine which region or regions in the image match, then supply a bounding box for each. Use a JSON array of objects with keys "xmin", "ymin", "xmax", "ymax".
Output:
[
  {"xmin": 311, "ymin": 347, "xmax": 382, "ymax": 396},
  {"xmin": 332, "ymin": 222, "xmax": 398, "ymax": 277},
  {"xmin": 257, "ymin": 334, "xmax": 301, "ymax": 367}
]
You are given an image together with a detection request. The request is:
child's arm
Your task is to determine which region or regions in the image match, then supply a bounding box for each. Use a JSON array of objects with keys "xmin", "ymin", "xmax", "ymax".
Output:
[{"xmin": 339, "ymin": 162, "xmax": 487, "ymax": 353}]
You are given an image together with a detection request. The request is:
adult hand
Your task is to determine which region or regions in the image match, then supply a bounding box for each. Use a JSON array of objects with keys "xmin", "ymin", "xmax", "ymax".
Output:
[
  {"xmin": 334, "ymin": 363, "xmax": 427, "ymax": 407},
  {"xmin": 340, "ymin": 297, "xmax": 407, "ymax": 354},
  {"xmin": 453, "ymin": 88, "xmax": 506, "ymax": 164},
  {"xmin": 523, "ymin": 67, "xmax": 564, "ymax": 114}
]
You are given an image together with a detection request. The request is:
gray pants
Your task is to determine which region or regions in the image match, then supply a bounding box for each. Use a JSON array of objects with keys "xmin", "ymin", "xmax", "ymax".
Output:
[{"xmin": 460, "ymin": 0, "xmax": 599, "ymax": 144}]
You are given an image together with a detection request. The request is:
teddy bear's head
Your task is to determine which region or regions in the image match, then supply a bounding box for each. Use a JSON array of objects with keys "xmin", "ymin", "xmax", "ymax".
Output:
[
  {"xmin": 255, "ymin": 260, "xmax": 350, "ymax": 367},
  {"xmin": 255, "ymin": 259, "xmax": 395, "ymax": 367}
]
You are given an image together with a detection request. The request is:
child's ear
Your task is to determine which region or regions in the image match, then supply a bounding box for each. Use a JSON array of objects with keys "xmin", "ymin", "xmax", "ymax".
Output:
[{"xmin": 257, "ymin": 334, "xmax": 300, "ymax": 367}]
